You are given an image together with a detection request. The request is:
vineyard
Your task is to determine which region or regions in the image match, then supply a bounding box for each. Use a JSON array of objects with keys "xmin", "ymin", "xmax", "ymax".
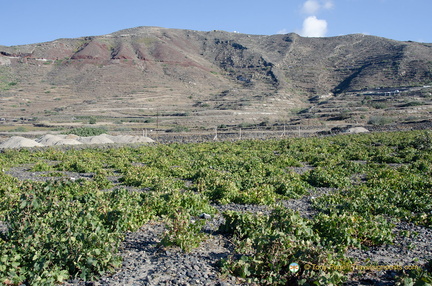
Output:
[{"xmin": 0, "ymin": 130, "xmax": 431, "ymax": 285}]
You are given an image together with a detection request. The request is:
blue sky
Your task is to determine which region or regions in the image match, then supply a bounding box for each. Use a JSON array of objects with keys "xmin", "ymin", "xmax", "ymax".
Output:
[{"xmin": 2, "ymin": 0, "xmax": 431, "ymax": 46}]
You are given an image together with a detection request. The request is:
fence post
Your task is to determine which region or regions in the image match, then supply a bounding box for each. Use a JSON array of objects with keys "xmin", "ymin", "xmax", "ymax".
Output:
[{"xmin": 213, "ymin": 126, "xmax": 218, "ymax": 140}]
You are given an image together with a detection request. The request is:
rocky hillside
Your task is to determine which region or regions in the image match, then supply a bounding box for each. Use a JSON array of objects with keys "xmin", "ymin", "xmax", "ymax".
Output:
[{"xmin": 1, "ymin": 26, "xmax": 431, "ymax": 128}]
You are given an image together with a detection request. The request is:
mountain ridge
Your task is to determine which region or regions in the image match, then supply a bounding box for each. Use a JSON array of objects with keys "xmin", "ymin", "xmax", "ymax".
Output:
[{"xmin": 1, "ymin": 26, "xmax": 431, "ymax": 129}]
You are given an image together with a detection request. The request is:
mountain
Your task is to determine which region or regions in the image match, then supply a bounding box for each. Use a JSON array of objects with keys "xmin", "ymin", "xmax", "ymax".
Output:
[{"xmin": 1, "ymin": 26, "xmax": 432, "ymax": 129}]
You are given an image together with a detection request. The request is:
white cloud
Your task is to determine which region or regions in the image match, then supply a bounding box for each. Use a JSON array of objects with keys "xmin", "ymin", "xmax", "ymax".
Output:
[
  {"xmin": 323, "ymin": 0, "xmax": 334, "ymax": 10},
  {"xmin": 299, "ymin": 0, "xmax": 333, "ymax": 37},
  {"xmin": 302, "ymin": 0, "xmax": 321, "ymax": 14},
  {"xmin": 277, "ymin": 28, "xmax": 289, "ymax": 34},
  {"xmin": 302, "ymin": 0, "xmax": 334, "ymax": 14},
  {"xmin": 301, "ymin": 16, "xmax": 328, "ymax": 37}
]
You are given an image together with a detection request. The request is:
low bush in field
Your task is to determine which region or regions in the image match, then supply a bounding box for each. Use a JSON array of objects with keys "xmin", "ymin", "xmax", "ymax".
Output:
[
  {"xmin": 63, "ymin": 126, "xmax": 107, "ymax": 137},
  {"xmin": 396, "ymin": 260, "xmax": 432, "ymax": 285},
  {"xmin": 368, "ymin": 115, "xmax": 394, "ymax": 125},
  {"xmin": 0, "ymin": 181, "xmax": 125, "ymax": 285},
  {"xmin": 219, "ymin": 207, "xmax": 394, "ymax": 285},
  {"xmin": 219, "ymin": 209, "xmax": 348, "ymax": 285},
  {"xmin": 159, "ymin": 208, "xmax": 207, "ymax": 253}
]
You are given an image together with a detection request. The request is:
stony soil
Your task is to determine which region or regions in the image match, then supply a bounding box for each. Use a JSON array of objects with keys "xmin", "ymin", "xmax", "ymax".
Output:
[{"xmin": 1, "ymin": 164, "xmax": 431, "ymax": 286}]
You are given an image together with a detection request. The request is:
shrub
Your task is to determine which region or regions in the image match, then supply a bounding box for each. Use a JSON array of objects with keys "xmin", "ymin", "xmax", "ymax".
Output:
[
  {"xmin": 29, "ymin": 161, "xmax": 54, "ymax": 172},
  {"xmin": 368, "ymin": 116, "xmax": 394, "ymax": 125},
  {"xmin": 370, "ymin": 102, "xmax": 388, "ymax": 109},
  {"xmin": 166, "ymin": 126, "xmax": 190, "ymax": 132},
  {"xmin": 313, "ymin": 213, "xmax": 394, "ymax": 250},
  {"xmin": 396, "ymin": 260, "xmax": 432, "ymax": 285},
  {"xmin": 0, "ymin": 181, "xmax": 124, "ymax": 285},
  {"xmin": 159, "ymin": 208, "xmax": 206, "ymax": 252},
  {"xmin": 410, "ymin": 131, "xmax": 432, "ymax": 151},
  {"xmin": 9, "ymin": 127, "xmax": 27, "ymax": 132},
  {"xmin": 63, "ymin": 126, "xmax": 107, "ymax": 137},
  {"xmin": 401, "ymin": 101, "xmax": 423, "ymax": 107},
  {"xmin": 304, "ymin": 166, "xmax": 351, "ymax": 188},
  {"xmin": 219, "ymin": 208, "xmax": 350, "ymax": 285}
]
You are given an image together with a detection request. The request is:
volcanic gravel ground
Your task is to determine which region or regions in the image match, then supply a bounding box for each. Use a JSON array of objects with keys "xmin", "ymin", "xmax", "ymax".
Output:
[
  {"xmin": 1, "ymin": 167, "xmax": 431, "ymax": 285},
  {"xmin": 93, "ymin": 223, "xmax": 238, "ymax": 286}
]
